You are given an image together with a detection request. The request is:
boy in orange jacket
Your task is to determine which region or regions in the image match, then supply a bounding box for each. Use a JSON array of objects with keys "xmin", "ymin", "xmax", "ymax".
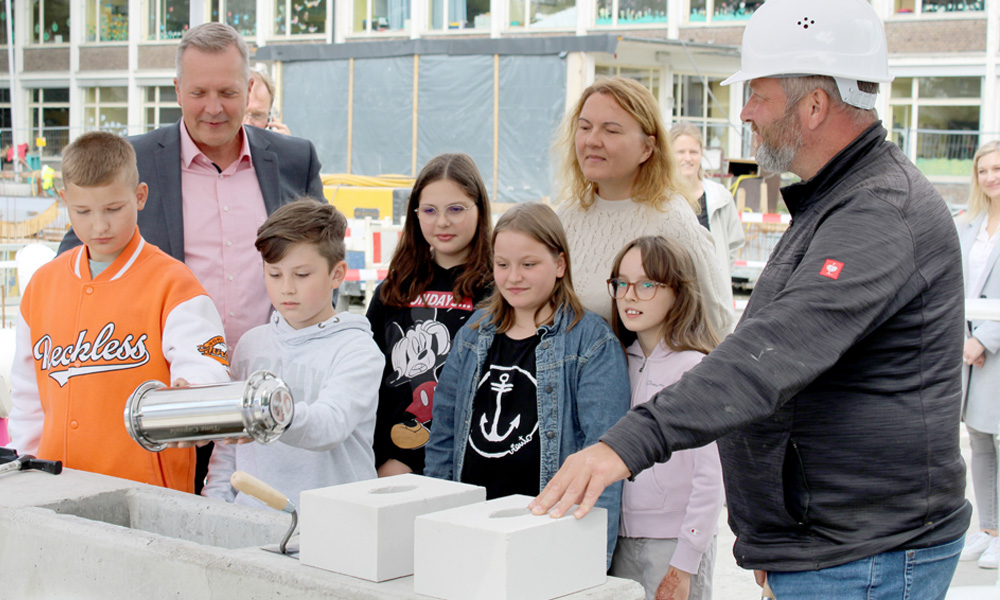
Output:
[{"xmin": 8, "ymin": 131, "xmax": 230, "ymax": 492}]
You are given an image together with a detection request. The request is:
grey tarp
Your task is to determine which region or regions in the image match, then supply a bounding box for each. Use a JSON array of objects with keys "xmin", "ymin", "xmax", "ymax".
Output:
[
  {"xmin": 284, "ymin": 60, "xmax": 351, "ymax": 173},
  {"xmin": 352, "ymin": 56, "xmax": 414, "ymax": 176},
  {"xmin": 498, "ymin": 55, "xmax": 565, "ymax": 203},
  {"xmin": 270, "ymin": 36, "xmax": 612, "ymax": 202},
  {"xmin": 415, "ymin": 54, "xmax": 494, "ymax": 193}
]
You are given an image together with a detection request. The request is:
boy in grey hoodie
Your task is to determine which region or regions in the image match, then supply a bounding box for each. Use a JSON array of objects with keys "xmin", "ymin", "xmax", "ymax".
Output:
[{"xmin": 203, "ymin": 200, "xmax": 384, "ymax": 508}]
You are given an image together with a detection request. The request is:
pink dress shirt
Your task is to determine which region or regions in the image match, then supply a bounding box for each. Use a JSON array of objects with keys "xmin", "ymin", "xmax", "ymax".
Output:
[{"xmin": 179, "ymin": 123, "xmax": 270, "ymax": 347}]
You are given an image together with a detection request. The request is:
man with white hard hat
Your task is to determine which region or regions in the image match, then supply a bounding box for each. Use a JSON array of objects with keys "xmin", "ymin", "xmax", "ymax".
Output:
[{"xmin": 531, "ymin": 0, "xmax": 971, "ymax": 597}]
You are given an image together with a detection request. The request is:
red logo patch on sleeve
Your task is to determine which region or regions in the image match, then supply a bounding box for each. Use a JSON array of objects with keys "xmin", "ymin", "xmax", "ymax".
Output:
[{"xmin": 820, "ymin": 259, "xmax": 844, "ymax": 280}]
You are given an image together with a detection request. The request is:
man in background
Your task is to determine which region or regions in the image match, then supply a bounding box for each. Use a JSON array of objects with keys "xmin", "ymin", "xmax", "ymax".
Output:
[{"xmin": 244, "ymin": 69, "xmax": 291, "ymax": 136}]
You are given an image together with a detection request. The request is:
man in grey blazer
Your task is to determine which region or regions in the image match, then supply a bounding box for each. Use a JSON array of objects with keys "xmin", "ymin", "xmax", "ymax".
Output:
[{"xmin": 59, "ymin": 22, "xmax": 324, "ymax": 494}]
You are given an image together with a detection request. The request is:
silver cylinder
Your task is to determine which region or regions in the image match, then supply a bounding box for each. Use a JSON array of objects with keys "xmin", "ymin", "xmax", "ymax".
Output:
[{"xmin": 124, "ymin": 371, "xmax": 294, "ymax": 452}]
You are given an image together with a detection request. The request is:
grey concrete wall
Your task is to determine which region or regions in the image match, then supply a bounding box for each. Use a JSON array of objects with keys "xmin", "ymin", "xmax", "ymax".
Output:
[
  {"xmin": 23, "ymin": 47, "xmax": 70, "ymax": 72},
  {"xmin": 79, "ymin": 46, "xmax": 129, "ymax": 71},
  {"xmin": 886, "ymin": 18, "xmax": 987, "ymax": 53},
  {"xmin": 138, "ymin": 44, "xmax": 178, "ymax": 70}
]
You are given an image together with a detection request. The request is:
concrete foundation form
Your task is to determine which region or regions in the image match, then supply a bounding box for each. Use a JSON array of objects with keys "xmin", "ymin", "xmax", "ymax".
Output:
[{"xmin": 0, "ymin": 468, "xmax": 644, "ymax": 600}]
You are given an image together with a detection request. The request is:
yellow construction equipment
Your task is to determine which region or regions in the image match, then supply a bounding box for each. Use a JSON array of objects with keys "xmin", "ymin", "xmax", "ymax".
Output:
[{"xmin": 322, "ymin": 174, "xmax": 415, "ymax": 221}]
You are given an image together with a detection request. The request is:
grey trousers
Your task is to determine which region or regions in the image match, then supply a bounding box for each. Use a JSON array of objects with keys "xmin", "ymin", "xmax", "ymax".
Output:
[
  {"xmin": 610, "ymin": 536, "xmax": 717, "ymax": 600},
  {"xmin": 968, "ymin": 425, "xmax": 999, "ymax": 531}
]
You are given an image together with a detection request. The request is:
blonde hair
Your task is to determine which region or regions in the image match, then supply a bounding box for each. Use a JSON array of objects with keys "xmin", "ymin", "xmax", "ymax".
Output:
[
  {"xmin": 668, "ymin": 122, "xmax": 706, "ymax": 181},
  {"xmin": 609, "ymin": 236, "xmax": 719, "ymax": 354},
  {"xmin": 477, "ymin": 203, "xmax": 585, "ymax": 333},
  {"xmin": 965, "ymin": 141, "xmax": 1000, "ymax": 223},
  {"xmin": 61, "ymin": 131, "xmax": 139, "ymax": 189},
  {"xmin": 555, "ymin": 76, "xmax": 693, "ymax": 211}
]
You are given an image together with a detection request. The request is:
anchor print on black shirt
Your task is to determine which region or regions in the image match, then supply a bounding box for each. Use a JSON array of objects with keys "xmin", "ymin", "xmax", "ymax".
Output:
[{"xmin": 461, "ymin": 333, "xmax": 541, "ymax": 499}]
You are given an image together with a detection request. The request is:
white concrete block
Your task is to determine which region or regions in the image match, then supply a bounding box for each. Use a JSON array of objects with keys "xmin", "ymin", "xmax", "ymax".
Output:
[
  {"xmin": 413, "ymin": 494, "xmax": 607, "ymax": 600},
  {"xmin": 299, "ymin": 474, "xmax": 485, "ymax": 582}
]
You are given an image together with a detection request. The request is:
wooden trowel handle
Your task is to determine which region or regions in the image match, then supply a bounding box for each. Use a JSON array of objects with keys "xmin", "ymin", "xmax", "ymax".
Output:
[{"xmin": 231, "ymin": 470, "xmax": 294, "ymax": 513}]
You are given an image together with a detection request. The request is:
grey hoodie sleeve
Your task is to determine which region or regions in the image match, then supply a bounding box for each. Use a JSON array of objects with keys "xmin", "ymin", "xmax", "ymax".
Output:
[{"xmin": 279, "ymin": 329, "xmax": 385, "ymax": 451}]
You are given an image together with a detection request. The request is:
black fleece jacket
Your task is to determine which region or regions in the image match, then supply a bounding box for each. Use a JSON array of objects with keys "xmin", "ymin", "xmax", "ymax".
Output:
[{"xmin": 602, "ymin": 122, "xmax": 971, "ymax": 571}]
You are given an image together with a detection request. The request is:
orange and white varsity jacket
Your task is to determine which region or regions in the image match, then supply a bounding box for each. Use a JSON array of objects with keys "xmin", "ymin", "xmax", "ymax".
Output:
[{"xmin": 9, "ymin": 228, "xmax": 230, "ymax": 492}]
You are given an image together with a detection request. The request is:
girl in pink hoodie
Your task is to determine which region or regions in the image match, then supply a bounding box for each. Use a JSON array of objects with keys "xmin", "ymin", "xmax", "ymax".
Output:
[{"xmin": 606, "ymin": 235, "xmax": 725, "ymax": 600}]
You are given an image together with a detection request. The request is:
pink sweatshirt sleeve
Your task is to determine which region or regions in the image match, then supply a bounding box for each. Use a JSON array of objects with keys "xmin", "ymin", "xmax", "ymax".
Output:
[{"xmin": 669, "ymin": 441, "xmax": 725, "ymax": 574}]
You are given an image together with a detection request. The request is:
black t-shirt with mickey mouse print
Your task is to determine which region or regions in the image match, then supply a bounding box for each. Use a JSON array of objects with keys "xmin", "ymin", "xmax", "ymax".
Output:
[{"xmin": 367, "ymin": 264, "xmax": 487, "ymax": 474}]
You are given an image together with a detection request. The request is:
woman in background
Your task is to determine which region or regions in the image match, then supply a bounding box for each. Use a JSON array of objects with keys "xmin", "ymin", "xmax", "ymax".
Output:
[
  {"xmin": 669, "ymin": 122, "xmax": 745, "ymax": 279},
  {"xmin": 957, "ymin": 140, "xmax": 1000, "ymax": 570}
]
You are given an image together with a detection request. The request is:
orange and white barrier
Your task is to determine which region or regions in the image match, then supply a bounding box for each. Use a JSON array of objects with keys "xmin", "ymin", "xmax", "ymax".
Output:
[
  {"xmin": 344, "ymin": 269, "xmax": 389, "ymax": 282},
  {"xmin": 738, "ymin": 212, "xmax": 791, "ymax": 224},
  {"xmin": 344, "ymin": 218, "xmax": 402, "ymax": 307}
]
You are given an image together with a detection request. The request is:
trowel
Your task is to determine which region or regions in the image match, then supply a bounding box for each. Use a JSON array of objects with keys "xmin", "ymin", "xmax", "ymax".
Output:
[{"xmin": 230, "ymin": 470, "xmax": 299, "ymax": 558}]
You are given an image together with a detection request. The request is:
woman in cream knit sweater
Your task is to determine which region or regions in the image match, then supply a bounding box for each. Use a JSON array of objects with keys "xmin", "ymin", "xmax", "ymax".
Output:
[{"xmin": 555, "ymin": 76, "xmax": 734, "ymax": 335}]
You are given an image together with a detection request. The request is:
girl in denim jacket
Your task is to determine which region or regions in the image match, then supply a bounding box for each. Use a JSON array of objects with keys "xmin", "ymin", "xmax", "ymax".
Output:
[
  {"xmin": 425, "ymin": 202, "xmax": 630, "ymax": 568},
  {"xmin": 606, "ymin": 236, "xmax": 724, "ymax": 600}
]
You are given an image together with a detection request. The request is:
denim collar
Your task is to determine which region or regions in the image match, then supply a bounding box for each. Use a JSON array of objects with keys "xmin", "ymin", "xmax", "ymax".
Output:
[{"xmin": 475, "ymin": 304, "xmax": 576, "ymax": 340}]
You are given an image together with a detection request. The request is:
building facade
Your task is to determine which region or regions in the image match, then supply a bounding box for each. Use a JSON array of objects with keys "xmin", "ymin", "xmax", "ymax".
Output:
[{"xmin": 0, "ymin": 0, "xmax": 995, "ymax": 200}]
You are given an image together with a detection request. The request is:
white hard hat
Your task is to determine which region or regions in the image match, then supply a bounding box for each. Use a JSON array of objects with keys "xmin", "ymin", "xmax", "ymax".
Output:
[{"xmin": 721, "ymin": 0, "xmax": 893, "ymax": 110}]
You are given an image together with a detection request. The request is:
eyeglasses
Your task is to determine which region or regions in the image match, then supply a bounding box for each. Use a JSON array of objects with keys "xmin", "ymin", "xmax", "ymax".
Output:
[
  {"xmin": 414, "ymin": 204, "xmax": 475, "ymax": 224},
  {"xmin": 606, "ymin": 278, "xmax": 670, "ymax": 300}
]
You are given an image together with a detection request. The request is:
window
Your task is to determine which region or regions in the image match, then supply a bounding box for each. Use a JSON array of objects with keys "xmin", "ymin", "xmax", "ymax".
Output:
[
  {"xmin": 30, "ymin": 0, "xmax": 70, "ymax": 44},
  {"xmin": 144, "ymin": 86, "xmax": 182, "ymax": 131},
  {"xmin": 673, "ymin": 73, "xmax": 733, "ymax": 157},
  {"xmin": 352, "ymin": 0, "xmax": 405, "ymax": 33},
  {"xmin": 430, "ymin": 0, "xmax": 490, "ymax": 30},
  {"xmin": 596, "ymin": 0, "xmax": 666, "ymax": 26},
  {"xmin": 276, "ymin": 0, "xmax": 326, "ymax": 35},
  {"xmin": 146, "ymin": 0, "xmax": 189, "ymax": 40},
  {"xmin": 508, "ymin": 0, "xmax": 576, "ymax": 28},
  {"xmin": 894, "ymin": 0, "xmax": 982, "ymax": 14},
  {"xmin": 0, "ymin": 8, "xmax": 13, "ymax": 45},
  {"xmin": 595, "ymin": 65, "xmax": 661, "ymax": 100},
  {"xmin": 0, "ymin": 89, "xmax": 11, "ymax": 148},
  {"xmin": 890, "ymin": 76, "xmax": 981, "ymax": 177},
  {"xmin": 83, "ymin": 87, "xmax": 129, "ymax": 136},
  {"xmin": 212, "ymin": 0, "xmax": 256, "ymax": 37},
  {"xmin": 688, "ymin": 0, "xmax": 763, "ymax": 23},
  {"xmin": 28, "ymin": 88, "xmax": 70, "ymax": 157},
  {"xmin": 86, "ymin": 0, "xmax": 128, "ymax": 42}
]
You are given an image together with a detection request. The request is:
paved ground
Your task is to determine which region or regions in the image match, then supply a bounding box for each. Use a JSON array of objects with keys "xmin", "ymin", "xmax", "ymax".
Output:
[{"xmin": 710, "ymin": 427, "xmax": 999, "ymax": 598}]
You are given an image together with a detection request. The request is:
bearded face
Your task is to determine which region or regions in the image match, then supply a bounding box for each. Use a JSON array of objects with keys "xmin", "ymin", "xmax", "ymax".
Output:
[{"xmin": 753, "ymin": 99, "xmax": 803, "ymax": 176}]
